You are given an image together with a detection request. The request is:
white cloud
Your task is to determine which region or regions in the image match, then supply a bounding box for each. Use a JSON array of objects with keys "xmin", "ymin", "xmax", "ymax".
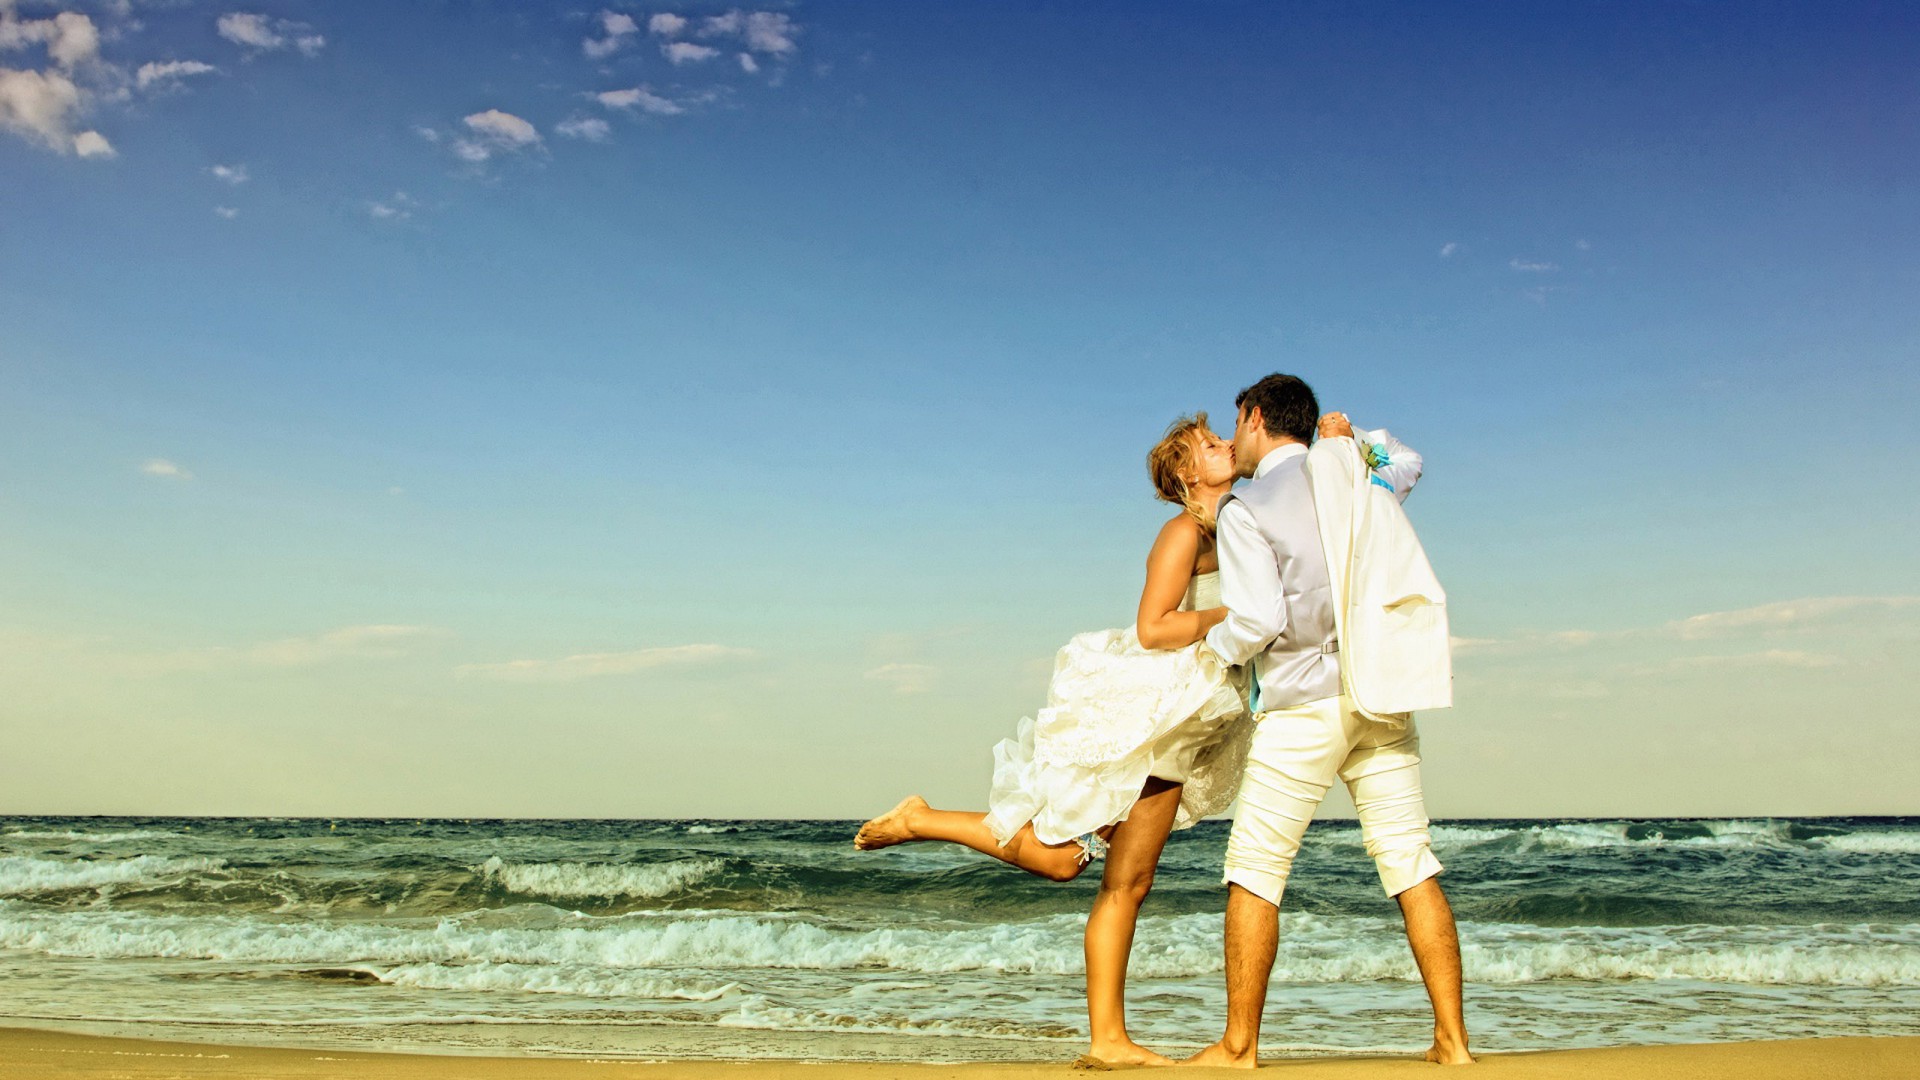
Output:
[
  {"xmin": 413, "ymin": 124, "xmax": 440, "ymax": 143},
  {"xmin": 1461, "ymin": 595, "xmax": 1920, "ymax": 658},
  {"xmin": 139, "ymin": 458, "xmax": 191, "ymax": 479},
  {"xmin": 1439, "ymin": 242, "xmax": 1459, "ymax": 258},
  {"xmin": 72, "ymin": 126, "xmax": 110, "ymax": 156},
  {"xmin": 135, "ymin": 59, "xmax": 216, "ymax": 90},
  {"xmin": 740, "ymin": 11, "xmax": 797, "ymax": 55},
  {"xmin": 1657, "ymin": 649, "xmax": 1845, "ymax": 671},
  {"xmin": 663, "ymin": 41, "xmax": 718, "ymax": 64},
  {"xmin": 213, "ymin": 204, "xmax": 237, "ymax": 218},
  {"xmin": 368, "ymin": 191, "xmax": 415, "ymax": 219},
  {"xmin": 464, "ymin": 108, "xmax": 538, "ymax": 144},
  {"xmin": 864, "ymin": 662, "xmax": 937, "ymax": 695},
  {"xmin": 1664, "ymin": 596, "xmax": 1920, "ymax": 640},
  {"xmin": 1509, "ymin": 257, "xmax": 1557, "ymax": 273},
  {"xmin": 556, "ymin": 115, "xmax": 610, "ymax": 141},
  {"xmin": 648, "ymin": 13, "xmax": 687, "ymax": 37},
  {"xmin": 700, "ymin": 11, "xmax": 743, "ymax": 36},
  {"xmin": 583, "ymin": 9, "xmax": 638, "ymax": 59},
  {"xmin": 453, "ymin": 108, "xmax": 540, "ymax": 162},
  {"xmin": 215, "ymin": 12, "xmax": 280, "ymax": 49},
  {"xmin": 216, "ymin": 12, "xmax": 323, "ymax": 56},
  {"xmin": 737, "ymin": 52, "xmax": 758, "ymax": 73},
  {"xmin": 208, "ymin": 162, "xmax": 247, "ymax": 184},
  {"xmin": 455, "ymin": 644, "xmax": 752, "ymax": 683},
  {"xmin": 0, "ymin": 65, "xmax": 86, "ymax": 153},
  {"xmin": 693, "ymin": 10, "xmax": 798, "ymax": 56},
  {"xmin": 595, "ymin": 85, "xmax": 683, "ymax": 115},
  {"xmin": 0, "ymin": 8, "xmax": 101, "ymax": 69},
  {"xmin": 133, "ymin": 624, "xmax": 442, "ymax": 675},
  {"xmin": 1575, "ymin": 238, "xmax": 1592, "ymax": 251}
]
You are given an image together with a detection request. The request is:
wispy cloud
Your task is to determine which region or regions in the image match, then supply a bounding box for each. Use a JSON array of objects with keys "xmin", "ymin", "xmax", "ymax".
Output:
[
  {"xmin": 212, "ymin": 205, "xmax": 237, "ymax": 219},
  {"xmin": 595, "ymin": 85, "xmax": 684, "ymax": 115},
  {"xmin": 139, "ymin": 457, "xmax": 191, "ymax": 478},
  {"xmin": 216, "ymin": 12, "xmax": 324, "ymax": 57},
  {"xmin": 1509, "ymin": 257, "xmax": 1557, "ymax": 273},
  {"xmin": 1461, "ymin": 595, "xmax": 1920, "ymax": 657},
  {"xmin": 1664, "ymin": 596, "xmax": 1920, "ymax": 640},
  {"xmin": 135, "ymin": 59, "xmax": 216, "ymax": 91},
  {"xmin": 368, "ymin": 190, "xmax": 416, "ymax": 219},
  {"xmin": 864, "ymin": 662, "xmax": 937, "ymax": 695},
  {"xmin": 663, "ymin": 41, "xmax": 719, "ymax": 64},
  {"xmin": 208, "ymin": 162, "xmax": 247, "ymax": 184},
  {"xmin": 132, "ymin": 624, "xmax": 442, "ymax": 675},
  {"xmin": 456, "ymin": 644, "xmax": 752, "ymax": 682},
  {"xmin": 582, "ymin": 10, "xmax": 638, "ymax": 59},
  {"xmin": 556, "ymin": 115, "xmax": 611, "ymax": 141},
  {"xmin": 698, "ymin": 10, "xmax": 799, "ymax": 56},
  {"xmin": 1651, "ymin": 649, "xmax": 1845, "ymax": 672},
  {"xmin": 648, "ymin": 13, "xmax": 688, "ymax": 37},
  {"xmin": 1439, "ymin": 242, "xmax": 1460, "ymax": 258}
]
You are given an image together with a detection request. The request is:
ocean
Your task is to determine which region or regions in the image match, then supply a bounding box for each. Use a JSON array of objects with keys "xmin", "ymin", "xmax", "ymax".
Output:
[{"xmin": 1, "ymin": 816, "xmax": 1916, "ymax": 1061}]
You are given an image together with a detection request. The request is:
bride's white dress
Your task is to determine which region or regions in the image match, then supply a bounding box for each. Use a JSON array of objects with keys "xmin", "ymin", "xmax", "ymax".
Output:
[{"xmin": 983, "ymin": 571, "xmax": 1254, "ymax": 849}]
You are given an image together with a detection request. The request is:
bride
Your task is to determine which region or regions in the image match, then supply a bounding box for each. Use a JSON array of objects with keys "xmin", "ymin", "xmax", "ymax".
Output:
[{"xmin": 853, "ymin": 413, "xmax": 1252, "ymax": 1067}]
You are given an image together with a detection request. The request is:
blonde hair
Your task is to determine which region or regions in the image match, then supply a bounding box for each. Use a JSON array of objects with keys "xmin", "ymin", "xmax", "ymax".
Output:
[{"xmin": 1147, "ymin": 412, "xmax": 1216, "ymax": 535}]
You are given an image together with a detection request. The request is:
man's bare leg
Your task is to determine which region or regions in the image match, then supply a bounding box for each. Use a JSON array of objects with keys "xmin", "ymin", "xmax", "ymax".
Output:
[
  {"xmin": 1080, "ymin": 778, "xmax": 1183, "ymax": 1067},
  {"xmin": 1396, "ymin": 877, "xmax": 1474, "ymax": 1064},
  {"xmin": 854, "ymin": 796, "xmax": 1089, "ymax": 881},
  {"xmin": 1182, "ymin": 883, "xmax": 1278, "ymax": 1068}
]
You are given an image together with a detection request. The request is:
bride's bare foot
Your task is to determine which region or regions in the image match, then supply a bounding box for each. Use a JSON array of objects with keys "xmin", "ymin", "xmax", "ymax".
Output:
[
  {"xmin": 1181, "ymin": 1041, "xmax": 1256, "ymax": 1069},
  {"xmin": 1425, "ymin": 1039, "xmax": 1475, "ymax": 1065},
  {"xmin": 1078, "ymin": 1040, "xmax": 1174, "ymax": 1068},
  {"xmin": 853, "ymin": 795, "xmax": 926, "ymax": 850}
]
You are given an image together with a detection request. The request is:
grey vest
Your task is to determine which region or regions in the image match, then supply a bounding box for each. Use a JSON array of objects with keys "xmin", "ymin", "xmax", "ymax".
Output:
[{"xmin": 1221, "ymin": 452, "xmax": 1341, "ymax": 710}]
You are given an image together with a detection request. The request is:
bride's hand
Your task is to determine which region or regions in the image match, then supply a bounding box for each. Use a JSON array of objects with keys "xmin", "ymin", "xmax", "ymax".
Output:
[{"xmin": 1318, "ymin": 411, "xmax": 1353, "ymax": 439}]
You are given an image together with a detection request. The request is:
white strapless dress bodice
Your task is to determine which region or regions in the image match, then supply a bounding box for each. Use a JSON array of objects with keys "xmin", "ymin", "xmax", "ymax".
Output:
[{"xmin": 983, "ymin": 571, "xmax": 1254, "ymax": 847}]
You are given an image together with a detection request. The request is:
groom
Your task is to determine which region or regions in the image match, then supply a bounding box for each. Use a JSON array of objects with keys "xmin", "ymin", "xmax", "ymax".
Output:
[{"xmin": 1187, "ymin": 374, "xmax": 1474, "ymax": 1067}]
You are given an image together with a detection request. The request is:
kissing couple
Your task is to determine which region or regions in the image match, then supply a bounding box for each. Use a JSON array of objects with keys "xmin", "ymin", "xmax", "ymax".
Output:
[{"xmin": 855, "ymin": 373, "xmax": 1475, "ymax": 1068}]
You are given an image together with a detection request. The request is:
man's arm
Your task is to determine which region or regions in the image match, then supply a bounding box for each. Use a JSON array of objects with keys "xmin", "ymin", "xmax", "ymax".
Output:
[
  {"xmin": 1204, "ymin": 500, "xmax": 1286, "ymax": 665},
  {"xmin": 1357, "ymin": 427, "xmax": 1423, "ymax": 503}
]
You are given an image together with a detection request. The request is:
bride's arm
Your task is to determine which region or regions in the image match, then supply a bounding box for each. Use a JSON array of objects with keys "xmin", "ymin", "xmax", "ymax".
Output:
[{"xmin": 1135, "ymin": 516, "xmax": 1229, "ymax": 651}]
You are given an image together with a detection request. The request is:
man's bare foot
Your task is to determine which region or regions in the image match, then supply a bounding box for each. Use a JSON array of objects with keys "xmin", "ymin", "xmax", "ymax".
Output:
[
  {"xmin": 1180, "ymin": 1041, "xmax": 1256, "ymax": 1069},
  {"xmin": 853, "ymin": 795, "xmax": 925, "ymax": 850},
  {"xmin": 1425, "ymin": 1040, "xmax": 1475, "ymax": 1065},
  {"xmin": 1079, "ymin": 1040, "xmax": 1174, "ymax": 1067}
]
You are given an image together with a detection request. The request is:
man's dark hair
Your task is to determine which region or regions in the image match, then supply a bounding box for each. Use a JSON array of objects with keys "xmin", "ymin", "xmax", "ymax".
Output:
[{"xmin": 1234, "ymin": 373, "xmax": 1319, "ymax": 443}]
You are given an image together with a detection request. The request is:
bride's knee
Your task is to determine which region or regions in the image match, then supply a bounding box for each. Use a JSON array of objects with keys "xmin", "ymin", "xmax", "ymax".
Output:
[{"xmin": 1098, "ymin": 867, "xmax": 1155, "ymax": 904}]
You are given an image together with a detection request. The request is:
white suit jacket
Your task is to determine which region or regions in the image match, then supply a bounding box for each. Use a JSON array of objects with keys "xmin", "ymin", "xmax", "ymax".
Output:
[{"xmin": 1305, "ymin": 429, "xmax": 1453, "ymax": 721}]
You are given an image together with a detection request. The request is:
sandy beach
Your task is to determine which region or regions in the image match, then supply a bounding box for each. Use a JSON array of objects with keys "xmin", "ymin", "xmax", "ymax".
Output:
[{"xmin": 4, "ymin": 1027, "xmax": 1918, "ymax": 1080}]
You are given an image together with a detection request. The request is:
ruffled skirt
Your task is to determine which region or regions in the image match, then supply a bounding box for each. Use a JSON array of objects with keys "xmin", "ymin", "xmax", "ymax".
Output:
[{"xmin": 983, "ymin": 627, "xmax": 1252, "ymax": 848}]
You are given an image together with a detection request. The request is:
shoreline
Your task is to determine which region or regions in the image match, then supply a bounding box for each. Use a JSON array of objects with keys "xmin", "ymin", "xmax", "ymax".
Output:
[{"xmin": 4, "ymin": 1027, "xmax": 1919, "ymax": 1079}]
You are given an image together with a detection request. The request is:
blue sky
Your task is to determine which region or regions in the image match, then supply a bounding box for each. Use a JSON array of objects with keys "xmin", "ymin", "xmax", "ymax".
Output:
[{"xmin": 2, "ymin": 1, "xmax": 1916, "ymax": 817}]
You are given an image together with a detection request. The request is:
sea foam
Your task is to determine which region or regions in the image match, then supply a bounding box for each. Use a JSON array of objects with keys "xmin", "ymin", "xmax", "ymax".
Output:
[
  {"xmin": 2, "ymin": 905, "xmax": 1914, "ymax": 987},
  {"xmin": 0, "ymin": 855, "xmax": 224, "ymax": 896},
  {"xmin": 478, "ymin": 856, "xmax": 724, "ymax": 899}
]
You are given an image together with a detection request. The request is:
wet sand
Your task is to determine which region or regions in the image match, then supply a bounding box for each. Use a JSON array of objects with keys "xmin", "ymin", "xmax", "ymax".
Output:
[{"xmin": 4, "ymin": 1026, "xmax": 1918, "ymax": 1079}]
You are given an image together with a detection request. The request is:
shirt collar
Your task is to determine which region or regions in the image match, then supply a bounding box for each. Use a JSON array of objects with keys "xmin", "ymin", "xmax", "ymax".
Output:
[{"xmin": 1252, "ymin": 442, "xmax": 1307, "ymax": 478}]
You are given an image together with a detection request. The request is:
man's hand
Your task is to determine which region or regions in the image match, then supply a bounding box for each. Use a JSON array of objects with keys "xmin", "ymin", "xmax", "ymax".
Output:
[{"xmin": 1318, "ymin": 411, "xmax": 1353, "ymax": 439}]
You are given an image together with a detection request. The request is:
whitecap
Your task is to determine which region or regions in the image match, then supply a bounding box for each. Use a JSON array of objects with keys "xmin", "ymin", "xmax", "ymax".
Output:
[
  {"xmin": 0, "ymin": 855, "xmax": 224, "ymax": 896},
  {"xmin": 477, "ymin": 856, "xmax": 723, "ymax": 900}
]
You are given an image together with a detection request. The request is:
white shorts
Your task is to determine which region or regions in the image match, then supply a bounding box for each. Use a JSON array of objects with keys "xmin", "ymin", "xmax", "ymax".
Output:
[{"xmin": 1223, "ymin": 694, "xmax": 1442, "ymax": 906}]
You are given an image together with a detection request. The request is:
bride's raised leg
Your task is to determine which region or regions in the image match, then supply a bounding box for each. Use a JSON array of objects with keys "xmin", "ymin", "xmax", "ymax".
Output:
[
  {"xmin": 1084, "ymin": 776, "xmax": 1184, "ymax": 1066},
  {"xmin": 854, "ymin": 796, "xmax": 1090, "ymax": 882}
]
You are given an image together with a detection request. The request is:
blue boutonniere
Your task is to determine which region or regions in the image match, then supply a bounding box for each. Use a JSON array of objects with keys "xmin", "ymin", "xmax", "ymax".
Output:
[{"xmin": 1362, "ymin": 442, "xmax": 1395, "ymax": 491}]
